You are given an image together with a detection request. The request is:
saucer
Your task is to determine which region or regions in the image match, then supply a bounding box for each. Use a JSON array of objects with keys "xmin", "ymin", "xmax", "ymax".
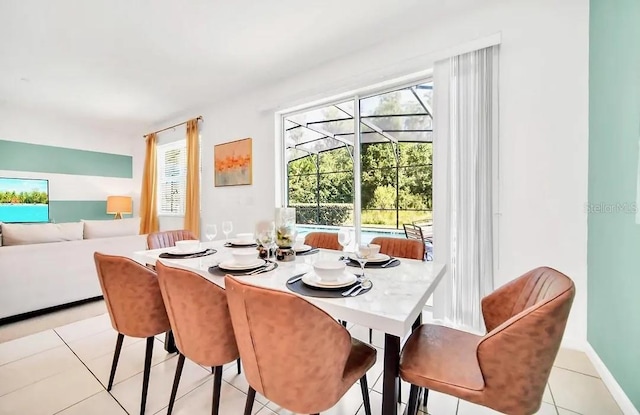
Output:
[
  {"xmin": 168, "ymin": 247, "xmax": 206, "ymax": 255},
  {"xmin": 348, "ymin": 253, "xmax": 390, "ymax": 263},
  {"xmin": 301, "ymin": 271, "xmax": 358, "ymax": 289},
  {"xmin": 294, "ymin": 244, "xmax": 313, "ymax": 253},
  {"xmin": 218, "ymin": 258, "xmax": 266, "ymax": 271}
]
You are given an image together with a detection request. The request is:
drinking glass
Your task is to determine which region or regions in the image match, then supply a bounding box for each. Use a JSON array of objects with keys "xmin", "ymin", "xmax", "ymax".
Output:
[
  {"xmin": 354, "ymin": 245, "xmax": 373, "ymax": 277},
  {"xmin": 222, "ymin": 221, "xmax": 233, "ymax": 241},
  {"xmin": 338, "ymin": 228, "xmax": 352, "ymax": 251},
  {"xmin": 255, "ymin": 221, "xmax": 275, "ymax": 259},
  {"xmin": 204, "ymin": 224, "xmax": 217, "ymax": 242}
]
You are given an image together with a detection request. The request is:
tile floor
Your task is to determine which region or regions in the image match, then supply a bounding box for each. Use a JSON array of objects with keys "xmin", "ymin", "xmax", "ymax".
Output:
[{"xmin": 0, "ymin": 302, "xmax": 624, "ymax": 415}]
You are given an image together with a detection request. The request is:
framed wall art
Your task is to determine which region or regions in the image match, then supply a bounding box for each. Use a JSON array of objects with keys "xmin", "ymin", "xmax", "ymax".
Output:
[{"xmin": 214, "ymin": 137, "xmax": 252, "ymax": 186}]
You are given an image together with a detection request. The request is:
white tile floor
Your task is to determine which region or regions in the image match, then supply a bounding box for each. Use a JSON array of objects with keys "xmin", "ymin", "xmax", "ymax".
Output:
[{"xmin": 0, "ymin": 302, "xmax": 624, "ymax": 415}]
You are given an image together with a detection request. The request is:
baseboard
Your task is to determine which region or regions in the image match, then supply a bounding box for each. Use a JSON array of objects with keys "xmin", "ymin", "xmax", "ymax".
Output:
[
  {"xmin": 585, "ymin": 343, "xmax": 639, "ymax": 415},
  {"xmin": 0, "ymin": 296, "xmax": 104, "ymax": 326},
  {"xmin": 560, "ymin": 335, "xmax": 587, "ymax": 351}
]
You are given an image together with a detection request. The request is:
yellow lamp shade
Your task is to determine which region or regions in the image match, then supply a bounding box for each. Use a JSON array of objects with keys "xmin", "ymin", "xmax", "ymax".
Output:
[{"xmin": 106, "ymin": 196, "xmax": 132, "ymax": 219}]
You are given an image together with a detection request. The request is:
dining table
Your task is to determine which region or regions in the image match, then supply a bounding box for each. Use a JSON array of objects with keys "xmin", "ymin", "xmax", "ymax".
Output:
[{"xmin": 131, "ymin": 240, "xmax": 446, "ymax": 415}]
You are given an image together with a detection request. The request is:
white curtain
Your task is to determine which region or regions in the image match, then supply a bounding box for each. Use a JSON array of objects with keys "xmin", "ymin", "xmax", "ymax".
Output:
[{"xmin": 432, "ymin": 45, "xmax": 499, "ymax": 332}]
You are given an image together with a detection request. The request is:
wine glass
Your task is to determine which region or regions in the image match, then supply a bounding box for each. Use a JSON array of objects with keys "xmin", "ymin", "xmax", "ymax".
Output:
[
  {"xmin": 354, "ymin": 244, "xmax": 373, "ymax": 277},
  {"xmin": 255, "ymin": 221, "xmax": 275, "ymax": 259},
  {"xmin": 222, "ymin": 221, "xmax": 233, "ymax": 242},
  {"xmin": 338, "ymin": 228, "xmax": 352, "ymax": 251},
  {"xmin": 204, "ymin": 224, "xmax": 217, "ymax": 243}
]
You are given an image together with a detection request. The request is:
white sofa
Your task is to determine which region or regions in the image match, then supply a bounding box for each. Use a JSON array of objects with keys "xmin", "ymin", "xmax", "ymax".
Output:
[{"xmin": 0, "ymin": 219, "xmax": 148, "ymax": 321}]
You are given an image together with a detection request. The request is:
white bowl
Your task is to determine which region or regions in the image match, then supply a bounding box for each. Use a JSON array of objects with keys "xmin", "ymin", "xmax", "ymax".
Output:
[
  {"xmin": 235, "ymin": 233, "xmax": 255, "ymax": 244},
  {"xmin": 293, "ymin": 237, "xmax": 305, "ymax": 249},
  {"xmin": 313, "ymin": 260, "xmax": 346, "ymax": 282},
  {"xmin": 232, "ymin": 248, "xmax": 258, "ymax": 265},
  {"xmin": 175, "ymin": 240, "xmax": 200, "ymax": 252},
  {"xmin": 368, "ymin": 243, "xmax": 381, "ymax": 256}
]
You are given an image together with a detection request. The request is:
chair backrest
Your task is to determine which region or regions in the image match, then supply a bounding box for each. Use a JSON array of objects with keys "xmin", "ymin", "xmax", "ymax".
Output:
[
  {"xmin": 403, "ymin": 223, "xmax": 425, "ymax": 242},
  {"xmin": 147, "ymin": 230, "xmax": 197, "ymax": 250},
  {"xmin": 224, "ymin": 275, "xmax": 353, "ymax": 413},
  {"xmin": 370, "ymin": 236, "xmax": 424, "ymax": 260},
  {"xmin": 303, "ymin": 232, "xmax": 342, "ymax": 250},
  {"xmin": 93, "ymin": 252, "xmax": 170, "ymax": 338},
  {"xmin": 477, "ymin": 267, "xmax": 575, "ymax": 414},
  {"xmin": 155, "ymin": 262, "xmax": 239, "ymax": 366}
]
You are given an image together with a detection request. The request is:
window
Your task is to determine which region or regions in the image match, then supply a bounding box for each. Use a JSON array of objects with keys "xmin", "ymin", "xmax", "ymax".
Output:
[
  {"xmin": 157, "ymin": 140, "xmax": 187, "ymax": 215},
  {"xmin": 283, "ymin": 81, "xmax": 433, "ymax": 245}
]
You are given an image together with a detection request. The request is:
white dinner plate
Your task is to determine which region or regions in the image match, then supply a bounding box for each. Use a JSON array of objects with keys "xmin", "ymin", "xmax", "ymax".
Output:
[
  {"xmin": 348, "ymin": 253, "xmax": 391, "ymax": 263},
  {"xmin": 229, "ymin": 239, "xmax": 256, "ymax": 246},
  {"xmin": 294, "ymin": 244, "xmax": 313, "ymax": 253},
  {"xmin": 168, "ymin": 247, "xmax": 206, "ymax": 255},
  {"xmin": 218, "ymin": 258, "xmax": 266, "ymax": 270},
  {"xmin": 301, "ymin": 271, "xmax": 358, "ymax": 288}
]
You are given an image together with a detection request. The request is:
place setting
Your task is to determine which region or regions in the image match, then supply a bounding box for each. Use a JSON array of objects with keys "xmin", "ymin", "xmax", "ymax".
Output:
[
  {"xmin": 159, "ymin": 240, "xmax": 217, "ymax": 259},
  {"xmin": 293, "ymin": 241, "xmax": 319, "ymax": 256},
  {"xmin": 286, "ymin": 260, "xmax": 372, "ymax": 298},
  {"xmin": 208, "ymin": 248, "xmax": 278, "ymax": 276},
  {"xmin": 342, "ymin": 243, "xmax": 400, "ymax": 269}
]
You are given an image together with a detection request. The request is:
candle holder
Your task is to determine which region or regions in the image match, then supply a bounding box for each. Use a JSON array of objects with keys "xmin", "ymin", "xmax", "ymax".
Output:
[{"xmin": 275, "ymin": 207, "xmax": 297, "ymax": 261}]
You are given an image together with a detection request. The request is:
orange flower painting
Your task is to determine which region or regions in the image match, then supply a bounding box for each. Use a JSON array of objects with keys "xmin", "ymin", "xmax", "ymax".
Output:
[{"xmin": 214, "ymin": 138, "xmax": 252, "ymax": 186}]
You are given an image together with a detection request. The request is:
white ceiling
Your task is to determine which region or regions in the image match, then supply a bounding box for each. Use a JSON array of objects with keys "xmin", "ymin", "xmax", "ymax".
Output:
[{"xmin": 0, "ymin": 0, "xmax": 481, "ymax": 133}]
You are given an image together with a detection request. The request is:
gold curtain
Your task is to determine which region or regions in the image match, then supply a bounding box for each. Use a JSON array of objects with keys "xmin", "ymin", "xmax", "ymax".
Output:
[
  {"xmin": 184, "ymin": 119, "xmax": 200, "ymax": 237},
  {"xmin": 139, "ymin": 133, "xmax": 159, "ymax": 234}
]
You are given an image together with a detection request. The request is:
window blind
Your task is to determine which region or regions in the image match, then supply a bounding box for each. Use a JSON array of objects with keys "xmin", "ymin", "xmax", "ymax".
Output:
[{"xmin": 157, "ymin": 140, "xmax": 187, "ymax": 215}]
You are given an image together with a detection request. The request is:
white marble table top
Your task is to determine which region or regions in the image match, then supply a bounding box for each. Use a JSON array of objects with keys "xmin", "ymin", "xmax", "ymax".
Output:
[{"xmin": 132, "ymin": 241, "xmax": 446, "ymax": 338}]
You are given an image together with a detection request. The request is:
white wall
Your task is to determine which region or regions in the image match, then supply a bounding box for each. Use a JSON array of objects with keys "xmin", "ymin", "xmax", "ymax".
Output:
[
  {"xmin": 142, "ymin": 0, "xmax": 589, "ymax": 343},
  {"xmin": 0, "ymin": 105, "xmax": 140, "ymax": 210}
]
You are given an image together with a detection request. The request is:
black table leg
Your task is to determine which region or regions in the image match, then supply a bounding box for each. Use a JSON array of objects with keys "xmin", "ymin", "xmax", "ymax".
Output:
[
  {"xmin": 382, "ymin": 333, "xmax": 400, "ymax": 415},
  {"xmin": 412, "ymin": 313, "xmax": 422, "ymax": 331},
  {"xmin": 165, "ymin": 330, "xmax": 177, "ymax": 353}
]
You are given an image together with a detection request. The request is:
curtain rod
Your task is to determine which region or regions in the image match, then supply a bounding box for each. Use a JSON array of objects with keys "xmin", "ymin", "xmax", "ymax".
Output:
[{"xmin": 143, "ymin": 116, "xmax": 203, "ymax": 138}]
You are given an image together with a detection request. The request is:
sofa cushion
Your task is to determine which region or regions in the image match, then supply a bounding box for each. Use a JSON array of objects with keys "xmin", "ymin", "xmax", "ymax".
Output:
[
  {"xmin": 1, "ymin": 222, "xmax": 84, "ymax": 246},
  {"xmin": 82, "ymin": 217, "xmax": 140, "ymax": 239}
]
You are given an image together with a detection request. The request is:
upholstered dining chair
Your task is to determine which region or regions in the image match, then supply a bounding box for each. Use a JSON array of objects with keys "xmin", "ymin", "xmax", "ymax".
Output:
[
  {"xmin": 155, "ymin": 262, "xmax": 240, "ymax": 415},
  {"xmin": 93, "ymin": 252, "xmax": 172, "ymax": 415},
  {"xmin": 400, "ymin": 267, "xmax": 576, "ymax": 415},
  {"xmin": 224, "ymin": 275, "xmax": 377, "ymax": 415},
  {"xmin": 304, "ymin": 231, "xmax": 342, "ymax": 251},
  {"xmin": 366, "ymin": 237, "xmax": 425, "ymax": 344},
  {"xmin": 147, "ymin": 229, "xmax": 197, "ymax": 250}
]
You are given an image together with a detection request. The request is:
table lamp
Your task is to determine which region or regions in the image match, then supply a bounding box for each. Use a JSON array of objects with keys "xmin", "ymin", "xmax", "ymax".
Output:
[{"xmin": 106, "ymin": 196, "xmax": 132, "ymax": 219}]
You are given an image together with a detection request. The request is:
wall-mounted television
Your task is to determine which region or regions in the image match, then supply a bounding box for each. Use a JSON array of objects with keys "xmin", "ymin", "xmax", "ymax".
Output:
[{"xmin": 0, "ymin": 177, "xmax": 49, "ymax": 223}]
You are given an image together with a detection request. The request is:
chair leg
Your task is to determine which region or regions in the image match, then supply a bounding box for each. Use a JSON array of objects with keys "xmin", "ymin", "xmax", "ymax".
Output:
[
  {"xmin": 211, "ymin": 365, "xmax": 223, "ymax": 415},
  {"xmin": 369, "ymin": 328, "xmax": 373, "ymax": 344},
  {"xmin": 341, "ymin": 320, "xmax": 347, "ymax": 327},
  {"xmin": 237, "ymin": 358, "xmax": 242, "ymax": 374},
  {"xmin": 398, "ymin": 380, "xmax": 402, "ymax": 403},
  {"xmin": 244, "ymin": 386, "xmax": 256, "ymax": 415},
  {"xmin": 140, "ymin": 337, "xmax": 154, "ymax": 415},
  {"xmin": 107, "ymin": 333, "xmax": 124, "ymax": 391},
  {"xmin": 167, "ymin": 354, "xmax": 185, "ymax": 415},
  {"xmin": 359, "ymin": 374, "xmax": 372, "ymax": 415},
  {"xmin": 406, "ymin": 384, "xmax": 419, "ymax": 415},
  {"xmin": 422, "ymin": 387, "xmax": 429, "ymax": 408}
]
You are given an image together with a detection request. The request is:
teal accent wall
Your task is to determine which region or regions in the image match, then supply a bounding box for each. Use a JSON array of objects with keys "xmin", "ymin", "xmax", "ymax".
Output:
[
  {"xmin": 49, "ymin": 201, "xmax": 132, "ymax": 223},
  {"xmin": 588, "ymin": 0, "xmax": 640, "ymax": 410},
  {"xmin": 0, "ymin": 140, "xmax": 133, "ymax": 178}
]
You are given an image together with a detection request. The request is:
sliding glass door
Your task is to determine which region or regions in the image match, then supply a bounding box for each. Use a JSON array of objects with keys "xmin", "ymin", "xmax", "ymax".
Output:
[{"xmin": 283, "ymin": 81, "xmax": 433, "ymax": 257}]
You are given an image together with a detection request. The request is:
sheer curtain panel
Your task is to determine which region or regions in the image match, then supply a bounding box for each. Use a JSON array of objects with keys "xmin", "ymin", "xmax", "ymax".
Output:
[{"xmin": 432, "ymin": 45, "xmax": 499, "ymax": 332}]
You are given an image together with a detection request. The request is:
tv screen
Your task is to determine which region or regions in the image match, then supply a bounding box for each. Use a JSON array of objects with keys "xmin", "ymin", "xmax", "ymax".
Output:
[{"xmin": 0, "ymin": 177, "xmax": 49, "ymax": 223}]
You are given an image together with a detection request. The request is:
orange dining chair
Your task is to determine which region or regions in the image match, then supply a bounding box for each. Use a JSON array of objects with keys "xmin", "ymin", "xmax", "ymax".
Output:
[
  {"xmin": 147, "ymin": 230, "xmax": 197, "ymax": 250},
  {"xmin": 224, "ymin": 275, "xmax": 377, "ymax": 415},
  {"xmin": 400, "ymin": 267, "xmax": 575, "ymax": 415},
  {"xmin": 156, "ymin": 262, "xmax": 240, "ymax": 415},
  {"xmin": 370, "ymin": 236, "xmax": 425, "ymax": 262},
  {"xmin": 304, "ymin": 232, "xmax": 342, "ymax": 251},
  {"xmin": 366, "ymin": 237, "xmax": 425, "ymax": 344},
  {"xmin": 93, "ymin": 252, "xmax": 172, "ymax": 415}
]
